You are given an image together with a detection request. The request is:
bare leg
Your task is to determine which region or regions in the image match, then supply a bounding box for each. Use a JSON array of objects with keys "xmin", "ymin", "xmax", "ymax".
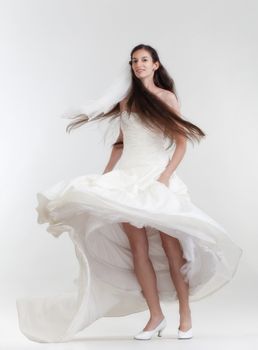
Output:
[
  {"xmin": 159, "ymin": 231, "xmax": 192, "ymax": 331},
  {"xmin": 122, "ymin": 222, "xmax": 165, "ymax": 331}
]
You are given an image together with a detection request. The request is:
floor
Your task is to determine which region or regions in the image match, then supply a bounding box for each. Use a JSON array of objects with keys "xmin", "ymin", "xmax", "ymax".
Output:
[{"xmin": 2, "ymin": 292, "xmax": 258, "ymax": 350}]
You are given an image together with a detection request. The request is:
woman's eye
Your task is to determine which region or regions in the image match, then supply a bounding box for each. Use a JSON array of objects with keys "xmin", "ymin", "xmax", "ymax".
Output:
[{"xmin": 133, "ymin": 59, "xmax": 148, "ymax": 63}]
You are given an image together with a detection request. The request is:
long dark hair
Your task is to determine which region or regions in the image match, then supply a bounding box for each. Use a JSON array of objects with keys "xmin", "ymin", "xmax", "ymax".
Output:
[{"xmin": 66, "ymin": 44, "xmax": 206, "ymax": 148}]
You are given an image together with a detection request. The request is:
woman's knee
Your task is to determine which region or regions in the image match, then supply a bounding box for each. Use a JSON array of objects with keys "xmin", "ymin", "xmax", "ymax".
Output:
[
  {"xmin": 159, "ymin": 231, "xmax": 184, "ymax": 262},
  {"xmin": 121, "ymin": 222, "xmax": 149, "ymax": 257}
]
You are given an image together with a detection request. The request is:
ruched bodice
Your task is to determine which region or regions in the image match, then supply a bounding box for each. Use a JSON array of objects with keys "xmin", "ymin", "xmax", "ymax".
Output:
[{"xmin": 117, "ymin": 111, "xmax": 171, "ymax": 170}]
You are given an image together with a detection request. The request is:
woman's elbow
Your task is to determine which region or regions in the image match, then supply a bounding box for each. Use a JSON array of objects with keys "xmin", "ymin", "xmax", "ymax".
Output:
[
  {"xmin": 112, "ymin": 141, "xmax": 124, "ymax": 149},
  {"xmin": 175, "ymin": 134, "xmax": 187, "ymax": 149}
]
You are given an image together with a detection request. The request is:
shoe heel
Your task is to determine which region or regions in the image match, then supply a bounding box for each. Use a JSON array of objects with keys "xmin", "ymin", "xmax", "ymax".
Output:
[{"xmin": 157, "ymin": 326, "xmax": 165, "ymax": 337}]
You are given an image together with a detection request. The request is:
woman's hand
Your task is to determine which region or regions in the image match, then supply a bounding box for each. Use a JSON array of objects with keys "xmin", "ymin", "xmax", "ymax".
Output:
[{"xmin": 156, "ymin": 173, "xmax": 171, "ymax": 188}]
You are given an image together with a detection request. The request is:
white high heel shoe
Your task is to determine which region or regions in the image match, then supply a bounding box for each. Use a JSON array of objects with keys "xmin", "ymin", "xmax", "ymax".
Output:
[
  {"xmin": 177, "ymin": 326, "xmax": 193, "ymax": 339},
  {"xmin": 134, "ymin": 317, "xmax": 167, "ymax": 340}
]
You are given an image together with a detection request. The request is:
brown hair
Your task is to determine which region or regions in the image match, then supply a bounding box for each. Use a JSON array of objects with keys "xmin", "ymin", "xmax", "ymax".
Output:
[{"xmin": 66, "ymin": 44, "xmax": 206, "ymax": 148}]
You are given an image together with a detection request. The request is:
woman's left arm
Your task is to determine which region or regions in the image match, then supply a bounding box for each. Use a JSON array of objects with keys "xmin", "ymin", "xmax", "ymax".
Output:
[{"xmin": 157, "ymin": 92, "xmax": 187, "ymax": 186}]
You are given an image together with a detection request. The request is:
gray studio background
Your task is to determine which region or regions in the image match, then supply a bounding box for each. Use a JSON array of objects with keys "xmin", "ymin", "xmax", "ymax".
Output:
[{"xmin": 0, "ymin": 0, "xmax": 257, "ymax": 348}]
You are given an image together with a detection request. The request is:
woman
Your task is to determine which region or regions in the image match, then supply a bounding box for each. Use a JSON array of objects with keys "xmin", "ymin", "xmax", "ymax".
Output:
[{"xmin": 16, "ymin": 44, "xmax": 242, "ymax": 343}]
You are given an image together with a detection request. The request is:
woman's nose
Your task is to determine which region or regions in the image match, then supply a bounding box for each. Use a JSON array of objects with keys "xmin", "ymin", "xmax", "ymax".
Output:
[{"xmin": 135, "ymin": 64, "xmax": 144, "ymax": 70}]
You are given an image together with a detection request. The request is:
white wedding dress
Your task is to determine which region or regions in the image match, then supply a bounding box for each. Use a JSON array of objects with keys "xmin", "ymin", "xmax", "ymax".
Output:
[{"xmin": 16, "ymin": 110, "xmax": 242, "ymax": 342}]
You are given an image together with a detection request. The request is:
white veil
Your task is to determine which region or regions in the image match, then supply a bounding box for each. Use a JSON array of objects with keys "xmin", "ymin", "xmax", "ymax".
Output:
[
  {"xmin": 62, "ymin": 60, "xmax": 132, "ymax": 146},
  {"xmin": 65, "ymin": 60, "xmax": 132, "ymax": 121}
]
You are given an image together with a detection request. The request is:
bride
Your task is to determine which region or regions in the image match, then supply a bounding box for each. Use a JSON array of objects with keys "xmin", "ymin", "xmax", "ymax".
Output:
[{"xmin": 101, "ymin": 45, "xmax": 202, "ymax": 339}]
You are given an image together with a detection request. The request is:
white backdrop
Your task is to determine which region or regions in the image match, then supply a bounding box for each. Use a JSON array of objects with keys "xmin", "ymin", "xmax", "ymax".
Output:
[{"xmin": 1, "ymin": 0, "xmax": 258, "ymax": 348}]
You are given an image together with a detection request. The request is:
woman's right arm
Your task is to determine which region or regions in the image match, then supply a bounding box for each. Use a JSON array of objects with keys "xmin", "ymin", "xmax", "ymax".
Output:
[
  {"xmin": 102, "ymin": 127, "xmax": 124, "ymax": 174},
  {"xmin": 102, "ymin": 99, "xmax": 127, "ymax": 174}
]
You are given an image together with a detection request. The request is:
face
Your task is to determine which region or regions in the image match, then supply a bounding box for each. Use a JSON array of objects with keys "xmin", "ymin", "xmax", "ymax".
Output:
[{"xmin": 131, "ymin": 49, "xmax": 159, "ymax": 80}]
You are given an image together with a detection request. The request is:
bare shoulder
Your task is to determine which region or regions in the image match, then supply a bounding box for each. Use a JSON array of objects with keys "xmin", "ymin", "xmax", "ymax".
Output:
[
  {"xmin": 158, "ymin": 90, "xmax": 180, "ymax": 113},
  {"xmin": 158, "ymin": 89, "xmax": 177, "ymax": 102}
]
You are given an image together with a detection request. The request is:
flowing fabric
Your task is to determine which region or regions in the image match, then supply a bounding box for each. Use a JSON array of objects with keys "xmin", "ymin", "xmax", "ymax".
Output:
[{"xmin": 16, "ymin": 111, "xmax": 243, "ymax": 342}]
